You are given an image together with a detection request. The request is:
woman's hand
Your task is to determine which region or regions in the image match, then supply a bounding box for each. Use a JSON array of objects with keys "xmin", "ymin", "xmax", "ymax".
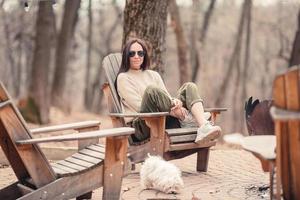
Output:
[
  {"xmin": 170, "ymin": 107, "xmax": 188, "ymax": 121},
  {"xmin": 171, "ymin": 98, "xmax": 183, "ymax": 110}
]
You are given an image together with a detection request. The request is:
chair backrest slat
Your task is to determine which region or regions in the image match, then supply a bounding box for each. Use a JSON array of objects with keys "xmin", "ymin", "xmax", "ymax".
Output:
[{"xmin": 102, "ymin": 53, "xmax": 122, "ymax": 113}]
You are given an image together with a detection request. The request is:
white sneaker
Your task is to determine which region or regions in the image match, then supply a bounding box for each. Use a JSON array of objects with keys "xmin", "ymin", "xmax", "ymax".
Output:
[
  {"xmin": 204, "ymin": 112, "xmax": 211, "ymax": 121},
  {"xmin": 195, "ymin": 121, "xmax": 221, "ymax": 144},
  {"xmin": 179, "ymin": 112, "xmax": 211, "ymax": 128}
]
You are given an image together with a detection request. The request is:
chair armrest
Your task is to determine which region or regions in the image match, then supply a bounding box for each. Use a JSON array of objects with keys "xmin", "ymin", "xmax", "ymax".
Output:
[
  {"xmin": 224, "ymin": 134, "xmax": 276, "ymax": 160},
  {"xmin": 30, "ymin": 120, "xmax": 101, "ymax": 134},
  {"xmin": 16, "ymin": 127, "xmax": 134, "ymax": 145},
  {"xmin": 109, "ymin": 112, "xmax": 169, "ymax": 118},
  {"xmin": 241, "ymin": 135, "xmax": 276, "ymax": 160},
  {"xmin": 204, "ymin": 108, "xmax": 227, "ymax": 112},
  {"xmin": 270, "ymin": 106, "xmax": 300, "ymax": 121}
]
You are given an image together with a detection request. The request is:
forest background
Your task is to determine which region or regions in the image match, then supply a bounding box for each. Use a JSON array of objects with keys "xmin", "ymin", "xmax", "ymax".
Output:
[{"xmin": 0, "ymin": 0, "xmax": 299, "ymax": 135}]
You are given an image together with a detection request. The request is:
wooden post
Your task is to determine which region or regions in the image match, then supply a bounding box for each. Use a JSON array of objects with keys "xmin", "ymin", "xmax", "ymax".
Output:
[
  {"xmin": 144, "ymin": 116, "xmax": 166, "ymax": 156},
  {"xmin": 102, "ymin": 136, "xmax": 128, "ymax": 200}
]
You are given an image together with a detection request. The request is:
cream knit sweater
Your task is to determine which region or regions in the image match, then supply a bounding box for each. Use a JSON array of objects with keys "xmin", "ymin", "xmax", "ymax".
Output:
[{"xmin": 117, "ymin": 69, "xmax": 171, "ymax": 120}]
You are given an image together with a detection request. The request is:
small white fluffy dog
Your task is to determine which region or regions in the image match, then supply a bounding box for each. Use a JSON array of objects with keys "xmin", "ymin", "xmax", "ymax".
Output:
[{"xmin": 140, "ymin": 155, "xmax": 184, "ymax": 194}]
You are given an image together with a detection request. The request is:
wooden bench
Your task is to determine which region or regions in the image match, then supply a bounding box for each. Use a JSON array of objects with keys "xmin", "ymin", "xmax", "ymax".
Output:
[
  {"xmin": 0, "ymin": 82, "xmax": 135, "ymax": 200},
  {"xmin": 102, "ymin": 53, "xmax": 227, "ymax": 171}
]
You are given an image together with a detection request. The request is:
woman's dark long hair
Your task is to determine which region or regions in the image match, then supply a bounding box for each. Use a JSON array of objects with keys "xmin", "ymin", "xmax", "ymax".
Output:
[
  {"xmin": 119, "ymin": 38, "xmax": 150, "ymax": 73},
  {"xmin": 115, "ymin": 38, "xmax": 150, "ymax": 90}
]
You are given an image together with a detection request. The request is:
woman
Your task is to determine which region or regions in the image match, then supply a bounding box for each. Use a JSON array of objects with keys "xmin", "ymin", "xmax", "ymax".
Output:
[{"xmin": 116, "ymin": 38, "xmax": 221, "ymax": 143}]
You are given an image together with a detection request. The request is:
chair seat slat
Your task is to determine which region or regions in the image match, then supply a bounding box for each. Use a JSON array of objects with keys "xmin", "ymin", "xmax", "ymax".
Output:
[
  {"xmin": 169, "ymin": 141, "xmax": 216, "ymax": 151},
  {"xmin": 65, "ymin": 157, "xmax": 94, "ymax": 168},
  {"xmin": 87, "ymin": 144, "xmax": 105, "ymax": 153},
  {"xmin": 55, "ymin": 160, "xmax": 86, "ymax": 171},
  {"xmin": 79, "ymin": 149, "xmax": 105, "ymax": 159},
  {"xmin": 52, "ymin": 163, "xmax": 78, "ymax": 174},
  {"xmin": 72, "ymin": 153, "xmax": 102, "ymax": 165},
  {"xmin": 166, "ymin": 127, "xmax": 198, "ymax": 136},
  {"xmin": 169, "ymin": 134, "xmax": 197, "ymax": 144},
  {"xmin": 53, "ymin": 144, "xmax": 105, "ymax": 177}
]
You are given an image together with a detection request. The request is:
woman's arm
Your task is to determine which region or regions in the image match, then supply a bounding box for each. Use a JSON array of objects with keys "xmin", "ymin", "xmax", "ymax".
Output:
[{"xmin": 151, "ymin": 71, "xmax": 186, "ymax": 119}]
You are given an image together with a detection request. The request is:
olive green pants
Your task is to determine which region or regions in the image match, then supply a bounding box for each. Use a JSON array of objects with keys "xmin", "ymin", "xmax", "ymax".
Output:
[{"xmin": 130, "ymin": 82, "xmax": 203, "ymax": 143}]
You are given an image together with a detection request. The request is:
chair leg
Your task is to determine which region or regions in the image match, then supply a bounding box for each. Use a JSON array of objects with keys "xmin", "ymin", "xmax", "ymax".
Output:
[
  {"xmin": 103, "ymin": 137, "xmax": 127, "ymax": 200},
  {"xmin": 76, "ymin": 192, "xmax": 92, "ymax": 200},
  {"xmin": 196, "ymin": 148, "xmax": 210, "ymax": 172},
  {"xmin": 131, "ymin": 163, "xmax": 136, "ymax": 171},
  {"xmin": 269, "ymin": 162, "xmax": 274, "ymax": 200}
]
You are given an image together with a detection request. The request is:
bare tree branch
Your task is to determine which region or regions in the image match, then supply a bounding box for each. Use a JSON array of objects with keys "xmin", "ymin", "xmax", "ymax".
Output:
[
  {"xmin": 215, "ymin": 0, "xmax": 248, "ymax": 106},
  {"xmin": 289, "ymin": 8, "xmax": 300, "ymax": 67},
  {"xmin": 199, "ymin": 0, "xmax": 216, "ymax": 45},
  {"xmin": 169, "ymin": 0, "xmax": 190, "ymax": 85},
  {"xmin": 105, "ymin": 3, "xmax": 122, "ymax": 53},
  {"xmin": 190, "ymin": 0, "xmax": 201, "ymax": 82},
  {"xmin": 84, "ymin": 0, "xmax": 93, "ymax": 110}
]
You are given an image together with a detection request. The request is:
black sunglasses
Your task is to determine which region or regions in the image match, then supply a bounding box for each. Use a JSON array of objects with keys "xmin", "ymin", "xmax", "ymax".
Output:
[{"xmin": 128, "ymin": 50, "xmax": 145, "ymax": 57}]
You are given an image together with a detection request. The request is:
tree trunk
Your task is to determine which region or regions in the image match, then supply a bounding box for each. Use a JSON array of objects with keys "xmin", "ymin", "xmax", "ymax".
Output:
[
  {"xmin": 219, "ymin": 0, "xmax": 251, "ymax": 133},
  {"xmin": 92, "ymin": 3, "xmax": 122, "ymax": 113},
  {"xmin": 192, "ymin": 0, "xmax": 216, "ymax": 82},
  {"xmin": 233, "ymin": 0, "xmax": 252, "ymax": 133},
  {"xmin": 241, "ymin": 0, "xmax": 252, "ymax": 116},
  {"xmin": 0, "ymin": 0, "xmax": 17, "ymax": 96},
  {"xmin": 190, "ymin": 0, "xmax": 201, "ymax": 82},
  {"xmin": 15, "ymin": 3, "xmax": 26, "ymax": 97},
  {"xmin": 199, "ymin": 0, "xmax": 216, "ymax": 45},
  {"xmin": 289, "ymin": 9, "xmax": 300, "ymax": 67},
  {"xmin": 84, "ymin": 2, "xmax": 123, "ymax": 113},
  {"xmin": 122, "ymin": 0, "xmax": 168, "ymax": 75},
  {"xmin": 105, "ymin": 4, "xmax": 122, "ymax": 53},
  {"xmin": 84, "ymin": 0, "xmax": 93, "ymax": 111},
  {"xmin": 22, "ymin": 1, "xmax": 55, "ymax": 124},
  {"xmin": 52, "ymin": 0, "xmax": 81, "ymax": 110},
  {"xmin": 169, "ymin": 0, "xmax": 190, "ymax": 85},
  {"xmin": 215, "ymin": 0, "xmax": 247, "ymax": 107}
]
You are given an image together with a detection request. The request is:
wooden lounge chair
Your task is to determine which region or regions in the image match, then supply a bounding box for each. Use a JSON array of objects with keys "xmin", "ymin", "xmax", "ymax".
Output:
[
  {"xmin": 102, "ymin": 53, "xmax": 227, "ymax": 172},
  {"xmin": 0, "ymin": 82, "xmax": 135, "ymax": 200}
]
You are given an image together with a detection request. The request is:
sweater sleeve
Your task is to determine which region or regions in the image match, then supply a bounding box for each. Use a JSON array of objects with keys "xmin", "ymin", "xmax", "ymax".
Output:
[{"xmin": 117, "ymin": 73, "xmax": 142, "ymax": 112}]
